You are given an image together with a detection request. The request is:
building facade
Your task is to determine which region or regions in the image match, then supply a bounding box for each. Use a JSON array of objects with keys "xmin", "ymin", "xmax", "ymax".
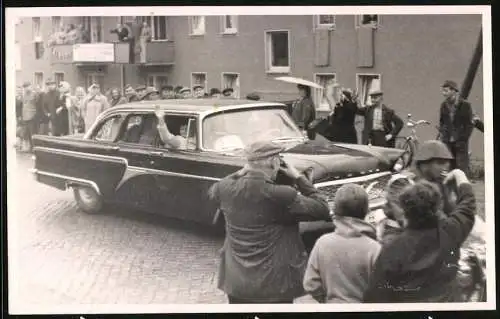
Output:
[{"xmin": 14, "ymin": 14, "xmax": 484, "ymax": 158}]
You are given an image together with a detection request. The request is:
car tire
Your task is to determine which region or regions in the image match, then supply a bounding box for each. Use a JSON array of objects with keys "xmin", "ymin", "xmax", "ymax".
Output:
[{"xmin": 73, "ymin": 186, "xmax": 104, "ymax": 214}]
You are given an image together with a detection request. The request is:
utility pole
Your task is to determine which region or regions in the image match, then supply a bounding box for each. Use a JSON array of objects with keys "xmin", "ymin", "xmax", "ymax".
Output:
[{"xmin": 460, "ymin": 27, "xmax": 482, "ymax": 100}]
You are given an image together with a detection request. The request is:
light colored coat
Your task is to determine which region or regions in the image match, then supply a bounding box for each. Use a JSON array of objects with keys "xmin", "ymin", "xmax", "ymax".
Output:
[
  {"xmin": 303, "ymin": 216, "xmax": 381, "ymax": 303},
  {"xmin": 82, "ymin": 94, "xmax": 109, "ymax": 131}
]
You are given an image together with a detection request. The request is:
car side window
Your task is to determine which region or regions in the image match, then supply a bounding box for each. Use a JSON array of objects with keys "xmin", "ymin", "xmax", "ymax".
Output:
[{"xmin": 93, "ymin": 115, "xmax": 124, "ymax": 142}]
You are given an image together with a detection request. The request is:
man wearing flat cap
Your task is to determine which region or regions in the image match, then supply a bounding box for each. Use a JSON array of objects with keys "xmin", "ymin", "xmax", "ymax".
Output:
[
  {"xmin": 208, "ymin": 141, "xmax": 330, "ymax": 304},
  {"xmin": 209, "ymin": 88, "xmax": 221, "ymax": 98},
  {"xmin": 222, "ymin": 87, "xmax": 235, "ymax": 99},
  {"xmin": 356, "ymin": 89, "xmax": 403, "ymax": 148},
  {"xmin": 160, "ymin": 85, "xmax": 175, "ymax": 100},
  {"xmin": 40, "ymin": 78, "xmax": 59, "ymax": 135},
  {"xmin": 179, "ymin": 87, "xmax": 192, "ymax": 99},
  {"xmin": 193, "ymin": 85, "xmax": 205, "ymax": 99},
  {"xmin": 439, "ymin": 80, "xmax": 474, "ymax": 176},
  {"xmin": 135, "ymin": 85, "xmax": 147, "ymax": 101}
]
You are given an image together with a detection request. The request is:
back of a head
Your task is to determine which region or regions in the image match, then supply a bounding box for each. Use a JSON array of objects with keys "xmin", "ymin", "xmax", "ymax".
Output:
[
  {"xmin": 399, "ymin": 180, "xmax": 442, "ymax": 229},
  {"xmin": 334, "ymin": 184, "xmax": 369, "ymax": 219},
  {"xmin": 384, "ymin": 175, "xmax": 414, "ymax": 221}
]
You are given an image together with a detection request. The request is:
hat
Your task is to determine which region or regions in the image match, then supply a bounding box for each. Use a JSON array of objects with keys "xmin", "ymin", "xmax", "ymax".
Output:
[
  {"xmin": 246, "ymin": 92, "xmax": 261, "ymax": 101},
  {"xmin": 342, "ymin": 89, "xmax": 353, "ymax": 100},
  {"xmin": 193, "ymin": 85, "xmax": 204, "ymax": 90},
  {"xmin": 210, "ymin": 88, "xmax": 221, "ymax": 96},
  {"xmin": 174, "ymin": 85, "xmax": 183, "ymax": 93},
  {"xmin": 414, "ymin": 140, "xmax": 454, "ymax": 162},
  {"xmin": 135, "ymin": 85, "xmax": 146, "ymax": 91},
  {"xmin": 222, "ymin": 87, "xmax": 234, "ymax": 95},
  {"xmin": 161, "ymin": 85, "xmax": 174, "ymax": 91},
  {"xmin": 442, "ymin": 80, "xmax": 459, "ymax": 92},
  {"xmin": 244, "ymin": 141, "xmax": 285, "ymax": 161},
  {"xmin": 22, "ymin": 81, "xmax": 32, "ymax": 88},
  {"xmin": 369, "ymin": 89, "xmax": 383, "ymax": 96},
  {"xmin": 179, "ymin": 87, "xmax": 191, "ymax": 94},
  {"xmin": 45, "ymin": 78, "xmax": 56, "ymax": 85}
]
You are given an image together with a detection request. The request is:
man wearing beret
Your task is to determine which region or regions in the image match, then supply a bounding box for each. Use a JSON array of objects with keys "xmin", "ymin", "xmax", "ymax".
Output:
[
  {"xmin": 438, "ymin": 80, "xmax": 474, "ymax": 176},
  {"xmin": 208, "ymin": 141, "xmax": 330, "ymax": 303},
  {"xmin": 356, "ymin": 89, "xmax": 403, "ymax": 148}
]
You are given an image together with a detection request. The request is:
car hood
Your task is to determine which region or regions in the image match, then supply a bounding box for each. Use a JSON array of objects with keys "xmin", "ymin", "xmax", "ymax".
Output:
[{"xmin": 281, "ymin": 140, "xmax": 404, "ymax": 183}]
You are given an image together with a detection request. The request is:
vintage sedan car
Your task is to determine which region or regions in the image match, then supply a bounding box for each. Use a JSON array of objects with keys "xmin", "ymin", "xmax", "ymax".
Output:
[{"xmin": 31, "ymin": 99, "xmax": 407, "ymax": 244}]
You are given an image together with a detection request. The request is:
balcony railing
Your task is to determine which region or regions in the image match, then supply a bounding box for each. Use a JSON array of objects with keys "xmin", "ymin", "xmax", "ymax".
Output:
[{"xmin": 50, "ymin": 41, "xmax": 175, "ymax": 65}]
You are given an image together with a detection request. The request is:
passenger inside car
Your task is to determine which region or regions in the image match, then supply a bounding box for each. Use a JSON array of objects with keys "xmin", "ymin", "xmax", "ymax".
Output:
[
  {"xmin": 122, "ymin": 115, "xmax": 160, "ymax": 146},
  {"xmin": 154, "ymin": 107, "xmax": 196, "ymax": 150}
]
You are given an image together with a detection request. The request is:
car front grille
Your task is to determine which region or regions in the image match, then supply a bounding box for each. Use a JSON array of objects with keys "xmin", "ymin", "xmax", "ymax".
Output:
[{"xmin": 316, "ymin": 173, "xmax": 392, "ymax": 211}]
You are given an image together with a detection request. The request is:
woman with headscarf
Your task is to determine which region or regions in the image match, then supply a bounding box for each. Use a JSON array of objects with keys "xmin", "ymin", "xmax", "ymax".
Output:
[
  {"xmin": 291, "ymin": 84, "xmax": 316, "ymax": 138},
  {"xmin": 363, "ymin": 169, "xmax": 477, "ymax": 303},
  {"xmin": 323, "ymin": 80, "xmax": 359, "ymax": 144},
  {"xmin": 109, "ymin": 87, "xmax": 128, "ymax": 107},
  {"xmin": 82, "ymin": 83, "xmax": 109, "ymax": 131}
]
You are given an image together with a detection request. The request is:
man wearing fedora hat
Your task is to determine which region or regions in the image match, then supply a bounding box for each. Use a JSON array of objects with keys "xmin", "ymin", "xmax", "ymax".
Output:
[
  {"xmin": 208, "ymin": 141, "xmax": 330, "ymax": 303},
  {"xmin": 439, "ymin": 80, "xmax": 474, "ymax": 176},
  {"xmin": 356, "ymin": 89, "xmax": 403, "ymax": 148}
]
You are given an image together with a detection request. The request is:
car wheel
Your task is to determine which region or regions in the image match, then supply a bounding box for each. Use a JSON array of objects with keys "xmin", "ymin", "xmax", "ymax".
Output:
[{"xmin": 73, "ymin": 186, "xmax": 103, "ymax": 214}]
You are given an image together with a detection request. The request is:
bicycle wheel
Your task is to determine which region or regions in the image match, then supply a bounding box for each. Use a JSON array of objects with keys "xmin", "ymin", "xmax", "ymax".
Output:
[{"xmin": 395, "ymin": 137, "xmax": 416, "ymax": 166}]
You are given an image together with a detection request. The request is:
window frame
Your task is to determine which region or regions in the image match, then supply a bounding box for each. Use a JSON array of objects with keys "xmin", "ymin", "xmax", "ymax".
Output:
[
  {"xmin": 221, "ymin": 15, "xmax": 238, "ymax": 35},
  {"xmin": 188, "ymin": 16, "xmax": 206, "ymax": 36},
  {"xmin": 53, "ymin": 72, "xmax": 65, "ymax": 86},
  {"xmin": 221, "ymin": 72, "xmax": 241, "ymax": 99},
  {"xmin": 34, "ymin": 41, "xmax": 44, "ymax": 60},
  {"xmin": 313, "ymin": 15, "xmax": 336, "ymax": 30},
  {"xmin": 190, "ymin": 72, "xmax": 208, "ymax": 92},
  {"xmin": 355, "ymin": 15, "xmax": 380, "ymax": 29},
  {"xmin": 33, "ymin": 72, "xmax": 44, "ymax": 89},
  {"xmin": 313, "ymin": 73, "xmax": 337, "ymax": 111},
  {"xmin": 90, "ymin": 113, "xmax": 127, "ymax": 143},
  {"xmin": 146, "ymin": 73, "xmax": 169, "ymax": 89},
  {"xmin": 141, "ymin": 16, "xmax": 169, "ymax": 42},
  {"xmin": 355, "ymin": 73, "xmax": 382, "ymax": 107},
  {"xmin": 264, "ymin": 29, "xmax": 291, "ymax": 74},
  {"xmin": 32, "ymin": 17, "xmax": 42, "ymax": 42}
]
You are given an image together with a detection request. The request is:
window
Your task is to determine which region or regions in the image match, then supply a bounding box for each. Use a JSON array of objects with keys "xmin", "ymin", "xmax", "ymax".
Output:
[
  {"xmin": 222, "ymin": 73, "xmax": 240, "ymax": 98},
  {"xmin": 221, "ymin": 16, "xmax": 238, "ymax": 34},
  {"xmin": 86, "ymin": 73, "xmax": 105, "ymax": 91},
  {"xmin": 34, "ymin": 72, "xmax": 44, "ymax": 88},
  {"xmin": 314, "ymin": 15, "xmax": 335, "ymax": 29},
  {"xmin": 34, "ymin": 42, "xmax": 44, "ymax": 59},
  {"xmin": 356, "ymin": 15, "xmax": 379, "ymax": 28},
  {"xmin": 51, "ymin": 16, "xmax": 62, "ymax": 33},
  {"xmin": 189, "ymin": 16, "xmax": 205, "ymax": 35},
  {"xmin": 265, "ymin": 31, "xmax": 290, "ymax": 73},
  {"xmin": 191, "ymin": 73, "xmax": 207, "ymax": 91},
  {"xmin": 313, "ymin": 73, "xmax": 337, "ymax": 111},
  {"xmin": 147, "ymin": 74, "xmax": 169, "ymax": 89},
  {"xmin": 356, "ymin": 74, "xmax": 381, "ymax": 107},
  {"xmin": 93, "ymin": 115, "xmax": 125, "ymax": 142},
  {"xmin": 163, "ymin": 115, "xmax": 198, "ymax": 150},
  {"xmin": 54, "ymin": 72, "xmax": 65, "ymax": 86},
  {"xmin": 90, "ymin": 17, "xmax": 103, "ymax": 43},
  {"xmin": 140, "ymin": 16, "xmax": 169, "ymax": 41},
  {"xmin": 32, "ymin": 17, "xmax": 42, "ymax": 41}
]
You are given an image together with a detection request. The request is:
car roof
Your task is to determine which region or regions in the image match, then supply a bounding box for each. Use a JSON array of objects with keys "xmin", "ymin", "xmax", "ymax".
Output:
[{"xmin": 108, "ymin": 99, "xmax": 286, "ymax": 114}]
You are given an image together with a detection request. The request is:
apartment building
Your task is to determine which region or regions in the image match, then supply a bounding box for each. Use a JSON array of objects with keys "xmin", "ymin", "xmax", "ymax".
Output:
[{"xmin": 14, "ymin": 14, "xmax": 484, "ymax": 157}]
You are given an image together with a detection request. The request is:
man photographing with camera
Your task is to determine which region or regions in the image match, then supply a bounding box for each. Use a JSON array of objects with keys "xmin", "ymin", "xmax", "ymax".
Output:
[{"xmin": 208, "ymin": 141, "xmax": 330, "ymax": 304}]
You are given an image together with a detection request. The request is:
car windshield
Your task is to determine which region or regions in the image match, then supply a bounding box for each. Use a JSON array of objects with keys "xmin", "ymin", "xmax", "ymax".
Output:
[{"xmin": 202, "ymin": 108, "xmax": 304, "ymax": 152}]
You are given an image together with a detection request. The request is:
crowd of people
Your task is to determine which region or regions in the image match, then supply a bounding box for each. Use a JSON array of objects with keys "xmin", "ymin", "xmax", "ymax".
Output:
[
  {"xmin": 14, "ymin": 78, "xmax": 260, "ymax": 152},
  {"xmin": 209, "ymin": 139, "xmax": 486, "ymax": 304}
]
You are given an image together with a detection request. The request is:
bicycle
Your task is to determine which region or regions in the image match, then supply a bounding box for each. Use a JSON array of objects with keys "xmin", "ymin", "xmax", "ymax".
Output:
[{"xmin": 394, "ymin": 113, "xmax": 437, "ymax": 166}]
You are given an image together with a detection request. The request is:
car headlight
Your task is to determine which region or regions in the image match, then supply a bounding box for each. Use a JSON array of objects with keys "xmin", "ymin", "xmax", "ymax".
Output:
[{"xmin": 393, "ymin": 157, "xmax": 405, "ymax": 172}]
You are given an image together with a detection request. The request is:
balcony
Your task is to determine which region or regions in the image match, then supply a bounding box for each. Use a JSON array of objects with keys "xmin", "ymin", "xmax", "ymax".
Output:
[
  {"xmin": 137, "ymin": 41, "xmax": 175, "ymax": 66},
  {"xmin": 49, "ymin": 41, "xmax": 175, "ymax": 66}
]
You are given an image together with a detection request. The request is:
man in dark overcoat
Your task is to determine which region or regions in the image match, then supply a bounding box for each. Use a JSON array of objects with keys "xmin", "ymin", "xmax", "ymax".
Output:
[
  {"xmin": 438, "ymin": 80, "xmax": 474, "ymax": 176},
  {"xmin": 356, "ymin": 90, "xmax": 403, "ymax": 148},
  {"xmin": 208, "ymin": 141, "xmax": 330, "ymax": 303}
]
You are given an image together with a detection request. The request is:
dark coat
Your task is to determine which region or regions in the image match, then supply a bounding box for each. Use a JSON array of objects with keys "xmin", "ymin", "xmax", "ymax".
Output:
[
  {"xmin": 291, "ymin": 97, "xmax": 316, "ymax": 130},
  {"xmin": 52, "ymin": 95, "xmax": 70, "ymax": 136},
  {"xmin": 42, "ymin": 90, "xmax": 60, "ymax": 119},
  {"xmin": 357, "ymin": 103, "xmax": 403, "ymax": 147},
  {"xmin": 473, "ymin": 118, "xmax": 484, "ymax": 133},
  {"xmin": 325, "ymin": 100, "xmax": 359, "ymax": 144},
  {"xmin": 439, "ymin": 98, "xmax": 474, "ymax": 144},
  {"xmin": 363, "ymin": 183, "xmax": 476, "ymax": 303},
  {"xmin": 209, "ymin": 170, "xmax": 330, "ymax": 302},
  {"xmin": 111, "ymin": 27, "xmax": 129, "ymax": 42}
]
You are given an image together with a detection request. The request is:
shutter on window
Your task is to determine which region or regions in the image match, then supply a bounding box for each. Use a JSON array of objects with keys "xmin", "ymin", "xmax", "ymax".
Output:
[
  {"xmin": 357, "ymin": 27, "xmax": 374, "ymax": 67},
  {"xmin": 314, "ymin": 29, "xmax": 330, "ymax": 67}
]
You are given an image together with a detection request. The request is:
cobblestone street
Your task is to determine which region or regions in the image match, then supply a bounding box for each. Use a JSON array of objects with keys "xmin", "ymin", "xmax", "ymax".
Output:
[{"xmin": 8, "ymin": 151, "xmax": 487, "ymax": 311}]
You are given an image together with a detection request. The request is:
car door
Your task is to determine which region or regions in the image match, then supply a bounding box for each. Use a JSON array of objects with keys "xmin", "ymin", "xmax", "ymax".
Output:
[
  {"xmin": 148, "ymin": 114, "xmax": 242, "ymax": 225},
  {"xmin": 111, "ymin": 112, "xmax": 166, "ymax": 212}
]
